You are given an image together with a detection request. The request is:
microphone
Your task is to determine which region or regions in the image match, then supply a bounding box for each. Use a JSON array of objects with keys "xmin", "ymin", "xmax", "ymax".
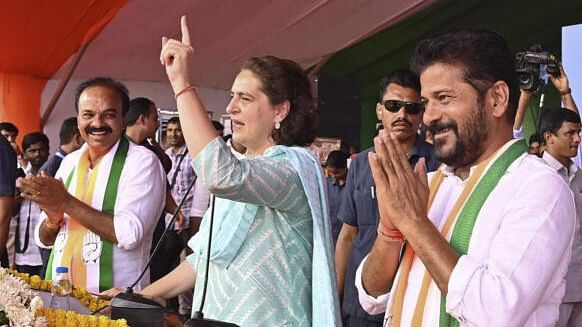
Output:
[
  {"xmin": 183, "ymin": 195, "xmax": 239, "ymax": 327},
  {"xmin": 105, "ymin": 176, "xmax": 198, "ymax": 326}
]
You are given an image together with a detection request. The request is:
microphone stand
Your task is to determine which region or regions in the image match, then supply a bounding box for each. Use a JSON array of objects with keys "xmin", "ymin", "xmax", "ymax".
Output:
[
  {"xmin": 98, "ymin": 176, "xmax": 197, "ymax": 327},
  {"xmin": 128, "ymin": 175, "xmax": 197, "ymax": 292},
  {"xmin": 183, "ymin": 195, "xmax": 239, "ymax": 327}
]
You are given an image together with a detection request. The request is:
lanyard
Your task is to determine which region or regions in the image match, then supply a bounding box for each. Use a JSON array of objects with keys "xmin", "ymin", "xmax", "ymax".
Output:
[
  {"xmin": 15, "ymin": 200, "xmax": 33, "ymax": 254},
  {"xmin": 170, "ymin": 149, "xmax": 189, "ymax": 190}
]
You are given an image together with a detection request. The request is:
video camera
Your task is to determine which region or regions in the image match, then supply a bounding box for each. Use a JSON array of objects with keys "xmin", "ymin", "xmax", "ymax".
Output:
[{"xmin": 515, "ymin": 44, "xmax": 560, "ymax": 92}]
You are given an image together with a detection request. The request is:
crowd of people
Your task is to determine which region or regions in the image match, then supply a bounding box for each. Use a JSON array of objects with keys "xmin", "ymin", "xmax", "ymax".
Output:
[{"xmin": 0, "ymin": 16, "xmax": 581, "ymax": 327}]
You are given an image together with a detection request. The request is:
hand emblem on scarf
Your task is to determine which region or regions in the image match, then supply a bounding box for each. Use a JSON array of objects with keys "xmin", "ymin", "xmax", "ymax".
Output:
[{"xmin": 83, "ymin": 232, "xmax": 102, "ymax": 265}]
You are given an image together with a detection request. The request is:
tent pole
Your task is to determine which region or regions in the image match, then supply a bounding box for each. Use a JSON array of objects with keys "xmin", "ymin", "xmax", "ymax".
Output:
[{"xmin": 41, "ymin": 41, "xmax": 91, "ymax": 128}]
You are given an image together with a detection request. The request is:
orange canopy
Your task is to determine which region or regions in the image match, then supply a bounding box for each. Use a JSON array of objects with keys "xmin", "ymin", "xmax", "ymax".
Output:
[{"xmin": 0, "ymin": 0, "xmax": 127, "ymax": 145}]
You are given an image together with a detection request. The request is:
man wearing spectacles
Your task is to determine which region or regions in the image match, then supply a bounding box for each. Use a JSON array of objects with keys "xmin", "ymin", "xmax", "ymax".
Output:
[{"xmin": 335, "ymin": 70, "xmax": 440, "ymax": 326}]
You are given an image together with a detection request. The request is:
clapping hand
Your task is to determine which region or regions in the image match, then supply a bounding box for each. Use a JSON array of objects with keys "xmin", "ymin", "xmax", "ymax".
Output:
[{"xmin": 20, "ymin": 172, "xmax": 68, "ymax": 225}]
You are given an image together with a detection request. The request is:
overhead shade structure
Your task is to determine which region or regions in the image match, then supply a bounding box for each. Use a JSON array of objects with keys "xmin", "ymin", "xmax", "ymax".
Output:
[
  {"xmin": 0, "ymin": 0, "xmax": 127, "ymax": 144},
  {"xmin": 318, "ymin": 0, "xmax": 582, "ymax": 148}
]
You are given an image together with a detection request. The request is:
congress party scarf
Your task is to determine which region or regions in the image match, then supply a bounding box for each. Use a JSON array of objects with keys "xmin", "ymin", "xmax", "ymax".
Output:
[
  {"xmin": 46, "ymin": 137, "xmax": 128, "ymax": 292},
  {"xmin": 390, "ymin": 139, "xmax": 527, "ymax": 327}
]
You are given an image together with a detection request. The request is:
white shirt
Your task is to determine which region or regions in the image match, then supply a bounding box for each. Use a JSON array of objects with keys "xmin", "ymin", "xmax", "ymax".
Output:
[
  {"xmin": 34, "ymin": 139, "xmax": 166, "ymax": 291},
  {"xmin": 543, "ymin": 151, "xmax": 582, "ymax": 302},
  {"xmin": 12, "ymin": 165, "xmax": 42, "ymax": 266},
  {"xmin": 356, "ymin": 149, "xmax": 575, "ymax": 326},
  {"xmin": 543, "ymin": 151, "xmax": 577, "ymax": 183},
  {"xmin": 12, "ymin": 200, "xmax": 43, "ymax": 266}
]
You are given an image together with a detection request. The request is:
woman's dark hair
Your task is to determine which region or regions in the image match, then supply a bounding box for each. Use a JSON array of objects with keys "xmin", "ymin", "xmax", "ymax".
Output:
[
  {"xmin": 410, "ymin": 29, "xmax": 519, "ymax": 122},
  {"xmin": 241, "ymin": 56, "xmax": 318, "ymax": 147}
]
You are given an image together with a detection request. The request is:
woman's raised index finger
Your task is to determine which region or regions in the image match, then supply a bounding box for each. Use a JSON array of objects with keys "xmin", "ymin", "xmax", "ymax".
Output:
[{"xmin": 180, "ymin": 15, "xmax": 191, "ymax": 46}]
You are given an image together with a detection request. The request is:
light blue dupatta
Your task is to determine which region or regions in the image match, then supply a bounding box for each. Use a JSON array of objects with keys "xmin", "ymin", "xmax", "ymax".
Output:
[
  {"xmin": 189, "ymin": 144, "xmax": 341, "ymax": 326},
  {"xmin": 279, "ymin": 146, "xmax": 342, "ymax": 326}
]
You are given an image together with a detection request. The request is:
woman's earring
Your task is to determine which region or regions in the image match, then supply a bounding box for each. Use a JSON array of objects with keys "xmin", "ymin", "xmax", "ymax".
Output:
[{"xmin": 275, "ymin": 122, "xmax": 281, "ymax": 130}]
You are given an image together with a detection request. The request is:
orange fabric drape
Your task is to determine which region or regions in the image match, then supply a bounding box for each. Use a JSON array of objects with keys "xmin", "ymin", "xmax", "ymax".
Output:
[
  {"xmin": 0, "ymin": 73, "xmax": 46, "ymax": 137},
  {"xmin": 0, "ymin": 0, "xmax": 128, "ymax": 143}
]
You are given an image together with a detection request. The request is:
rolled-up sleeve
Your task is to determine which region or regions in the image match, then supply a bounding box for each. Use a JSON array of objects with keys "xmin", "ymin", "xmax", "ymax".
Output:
[
  {"xmin": 446, "ymin": 174, "xmax": 575, "ymax": 325},
  {"xmin": 113, "ymin": 151, "xmax": 166, "ymax": 250},
  {"xmin": 355, "ymin": 256, "xmax": 391, "ymax": 315}
]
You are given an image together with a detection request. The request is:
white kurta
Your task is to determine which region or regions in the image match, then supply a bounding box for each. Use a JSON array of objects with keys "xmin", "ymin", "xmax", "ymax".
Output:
[
  {"xmin": 34, "ymin": 138, "xmax": 166, "ymax": 291},
  {"xmin": 356, "ymin": 149, "xmax": 575, "ymax": 326}
]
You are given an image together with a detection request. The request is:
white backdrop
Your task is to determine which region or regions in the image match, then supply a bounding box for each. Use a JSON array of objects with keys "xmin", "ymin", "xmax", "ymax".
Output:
[{"xmin": 563, "ymin": 24, "xmax": 582, "ymax": 167}]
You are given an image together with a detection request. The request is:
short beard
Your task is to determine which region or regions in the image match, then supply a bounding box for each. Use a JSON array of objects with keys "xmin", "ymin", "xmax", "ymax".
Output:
[{"xmin": 430, "ymin": 101, "xmax": 488, "ymax": 167}]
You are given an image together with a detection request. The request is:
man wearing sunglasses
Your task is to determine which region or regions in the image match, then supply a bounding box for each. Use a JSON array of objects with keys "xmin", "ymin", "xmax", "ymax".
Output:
[{"xmin": 335, "ymin": 70, "xmax": 440, "ymax": 327}]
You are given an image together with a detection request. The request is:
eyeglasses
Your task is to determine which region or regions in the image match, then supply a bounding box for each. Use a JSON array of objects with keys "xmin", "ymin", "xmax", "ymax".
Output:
[{"xmin": 382, "ymin": 100, "xmax": 424, "ymax": 115}]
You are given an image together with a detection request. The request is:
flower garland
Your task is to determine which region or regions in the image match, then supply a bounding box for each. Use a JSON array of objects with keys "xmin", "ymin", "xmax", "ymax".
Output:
[
  {"xmin": 3, "ymin": 269, "xmax": 128, "ymax": 327},
  {"xmin": 36, "ymin": 308, "xmax": 128, "ymax": 327},
  {"xmin": 12, "ymin": 272, "xmax": 110, "ymax": 313},
  {"xmin": 0, "ymin": 267, "xmax": 47, "ymax": 327}
]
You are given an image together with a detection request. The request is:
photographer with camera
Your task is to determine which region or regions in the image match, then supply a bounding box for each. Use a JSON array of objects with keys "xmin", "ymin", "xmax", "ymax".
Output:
[{"xmin": 513, "ymin": 64, "xmax": 578, "ymax": 140}]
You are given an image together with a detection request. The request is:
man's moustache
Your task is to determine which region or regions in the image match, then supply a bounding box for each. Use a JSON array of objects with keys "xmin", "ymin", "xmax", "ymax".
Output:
[
  {"xmin": 427, "ymin": 121, "xmax": 457, "ymax": 134},
  {"xmin": 86, "ymin": 127, "xmax": 113, "ymax": 134},
  {"xmin": 391, "ymin": 119, "xmax": 412, "ymax": 127}
]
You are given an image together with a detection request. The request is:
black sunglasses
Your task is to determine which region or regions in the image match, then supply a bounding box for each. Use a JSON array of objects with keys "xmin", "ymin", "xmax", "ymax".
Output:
[{"xmin": 382, "ymin": 100, "xmax": 424, "ymax": 115}]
